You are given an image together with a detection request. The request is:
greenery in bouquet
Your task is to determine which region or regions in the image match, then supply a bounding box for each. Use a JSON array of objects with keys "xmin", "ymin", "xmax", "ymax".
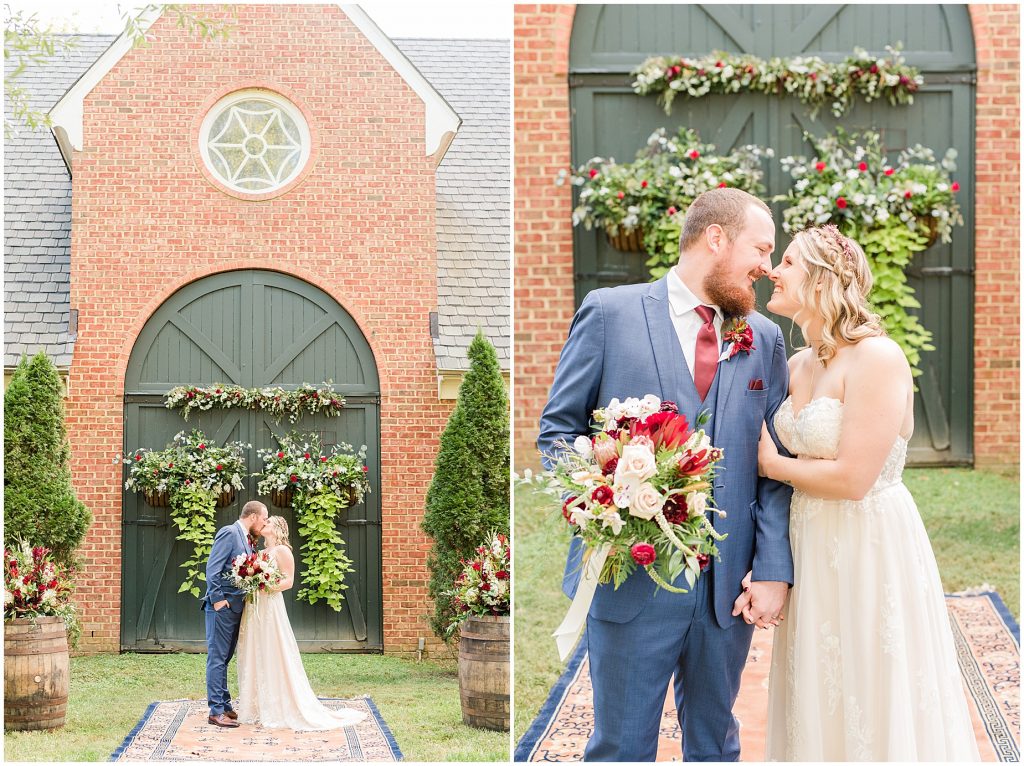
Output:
[
  {"xmin": 446, "ymin": 531, "xmax": 510, "ymax": 638},
  {"xmin": 4, "ymin": 540, "xmax": 81, "ymax": 648},
  {"xmin": 570, "ymin": 127, "xmax": 771, "ymax": 278},
  {"xmin": 776, "ymin": 128, "xmax": 963, "ymax": 377},
  {"xmin": 123, "ymin": 430, "xmax": 249, "ymax": 597},
  {"xmin": 632, "ymin": 45, "xmax": 922, "ymax": 119},
  {"xmin": 256, "ymin": 433, "xmax": 370, "ymax": 611},
  {"xmin": 165, "ymin": 381, "xmax": 345, "ymax": 424},
  {"xmin": 529, "ymin": 396, "xmax": 726, "ymax": 594}
]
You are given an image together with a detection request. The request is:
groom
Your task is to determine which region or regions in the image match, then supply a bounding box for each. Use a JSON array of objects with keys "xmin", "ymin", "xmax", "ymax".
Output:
[
  {"xmin": 202, "ymin": 500, "xmax": 268, "ymax": 728},
  {"xmin": 539, "ymin": 188, "xmax": 794, "ymax": 761}
]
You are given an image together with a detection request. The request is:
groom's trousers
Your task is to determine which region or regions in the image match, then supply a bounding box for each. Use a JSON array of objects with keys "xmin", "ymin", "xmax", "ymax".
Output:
[
  {"xmin": 205, "ymin": 602, "xmax": 242, "ymax": 715},
  {"xmin": 583, "ymin": 569, "xmax": 756, "ymax": 762}
]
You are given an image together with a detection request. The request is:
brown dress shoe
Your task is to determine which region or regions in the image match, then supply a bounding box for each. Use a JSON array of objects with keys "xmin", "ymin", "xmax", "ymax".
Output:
[
  {"xmin": 208, "ymin": 713, "xmax": 240, "ymax": 728},
  {"xmin": 224, "ymin": 710, "xmax": 238, "ymax": 720}
]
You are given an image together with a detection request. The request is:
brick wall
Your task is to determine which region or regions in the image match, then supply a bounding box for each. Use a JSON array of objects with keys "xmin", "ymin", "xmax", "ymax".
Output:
[
  {"xmin": 513, "ymin": 4, "xmax": 1020, "ymax": 470},
  {"xmin": 67, "ymin": 4, "xmax": 451, "ymax": 655},
  {"xmin": 969, "ymin": 5, "xmax": 1020, "ymax": 469}
]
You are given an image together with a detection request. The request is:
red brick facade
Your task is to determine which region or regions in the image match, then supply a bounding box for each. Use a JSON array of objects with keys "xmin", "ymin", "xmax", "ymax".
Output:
[
  {"xmin": 513, "ymin": 4, "xmax": 1020, "ymax": 470},
  {"xmin": 67, "ymin": 5, "xmax": 453, "ymax": 654}
]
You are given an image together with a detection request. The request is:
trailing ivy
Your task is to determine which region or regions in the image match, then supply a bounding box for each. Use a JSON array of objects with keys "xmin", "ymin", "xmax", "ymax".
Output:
[
  {"xmin": 294, "ymin": 490, "xmax": 355, "ymax": 612},
  {"xmin": 170, "ymin": 483, "xmax": 218, "ymax": 598},
  {"xmin": 632, "ymin": 45, "xmax": 921, "ymax": 118}
]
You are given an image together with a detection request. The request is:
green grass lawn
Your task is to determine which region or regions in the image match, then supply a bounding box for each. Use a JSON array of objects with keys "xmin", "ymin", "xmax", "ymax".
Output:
[
  {"xmin": 513, "ymin": 467, "xmax": 1020, "ymax": 744},
  {"xmin": 4, "ymin": 653, "xmax": 509, "ymax": 762}
]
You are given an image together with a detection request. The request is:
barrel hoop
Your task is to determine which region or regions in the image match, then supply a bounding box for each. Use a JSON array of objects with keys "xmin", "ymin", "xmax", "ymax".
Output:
[{"xmin": 4, "ymin": 644, "xmax": 69, "ymax": 656}]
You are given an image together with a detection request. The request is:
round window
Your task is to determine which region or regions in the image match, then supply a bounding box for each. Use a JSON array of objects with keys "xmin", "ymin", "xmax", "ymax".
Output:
[{"xmin": 199, "ymin": 90, "xmax": 311, "ymax": 194}]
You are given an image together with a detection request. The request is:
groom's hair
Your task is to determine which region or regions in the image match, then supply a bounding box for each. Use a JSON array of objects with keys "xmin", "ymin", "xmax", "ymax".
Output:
[
  {"xmin": 240, "ymin": 501, "xmax": 267, "ymax": 519},
  {"xmin": 679, "ymin": 188, "xmax": 772, "ymax": 252}
]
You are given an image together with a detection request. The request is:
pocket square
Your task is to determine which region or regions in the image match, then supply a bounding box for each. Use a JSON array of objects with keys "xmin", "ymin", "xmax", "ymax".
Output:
[{"xmin": 748, "ymin": 378, "xmax": 764, "ymax": 391}]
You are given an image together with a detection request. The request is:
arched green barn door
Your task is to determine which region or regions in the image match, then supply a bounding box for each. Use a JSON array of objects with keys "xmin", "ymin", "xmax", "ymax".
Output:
[
  {"xmin": 122, "ymin": 270, "xmax": 382, "ymax": 652},
  {"xmin": 570, "ymin": 4, "xmax": 975, "ymax": 464}
]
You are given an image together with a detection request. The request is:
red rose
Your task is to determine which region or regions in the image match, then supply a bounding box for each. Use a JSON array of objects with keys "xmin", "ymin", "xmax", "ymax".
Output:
[
  {"xmin": 320, "ymin": 456, "xmax": 328, "ymax": 463},
  {"xmin": 290, "ymin": 474, "xmax": 299, "ymax": 483},
  {"xmin": 641, "ymin": 180, "xmax": 648, "ymax": 188},
  {"xmin": 472, "ymin": 562, "xmax": 482, "ymax": 571},
  {"xmin": 870, "ymin": 64, "xmax": 879, "ymax": 74},
  {"xmin": 858, "ymin": 162, "xmax": 868, "ymax": 172},
  {"xmin": 215, "ymin": 388, "xmax": 222, "ymax": 394},
  {"xmin": 718, "ymin": 182, "xmax": 727, "ymax": 188},
  {"xmin": 303, "ymin": 453, "xmax": 310, "ymax": 459},
  {"xmin": 667, "ymin": 206, "xmax": 677, "ymax": 215},
  {"xmin": 363, "ymin": 466, "xmax": 369, "ymax": 472},
  {"xmin": 167, "ymin": 463, "xmax": 173, "ymax": 468},
  {"xmin": 809, "ymin": 72, "xmax": 817, "ymax": 81},
  {"xmin": 904, "ymin": 190, "xmax": 912, "ymax": 198},
  {"xmin": 332, "ymin": 471, "xmax": 339, "ymax": 477},
  {"xmin": 562, "ymin": 496, "xmax": 579, "ymax": 523},
  {"xmin": 951, "ymin": 181, "xmax": 960, "ymax": 192},
  {"xmin": 697, "ymin": 553, "xmax": 711, "ymax": 571},
  {"xmin": 198, "ymin": 443, "xmax": 206, "ymax": 450},
  {"xmin": 277, "ymin": 451, "xmax": 285, "ymax": 459},
  {"xmin": 135, "ymin": 455, "xmax": 142, "ymax": 461},
  {"xmin": 480, "ymin": 583, "xmax": 491, "ymax": 591},
  {"xmin": 884, "ymin": 167, "xmax": 894, "ymax": 176},
  {"xmin": 617, "ymin": 191, "xmax": 624, "ymax": 200},
  {"xmin": 495, "ymin": 571, "xmax": 509, "ymax": 580},
  {"xmin": 215, "ymin": 464, "xmax": 223, "ymax": 471},
  {"xmin": 589, "ymin": 168, "xmax": 599, "ymax": 179},
  {"xmin": 815, "ymin": 161, "xmax": 826, "ymax": 172},
  {"xmin": 630, "ymin": 543, "xmax": 657, "ymax": 566},
  {"xmin": 836, "ymin": 197, "xmax": 848, "ymax": 209},
  {"xmin": 688, "ymin": 150, "xmax": 699, "ymax": 159},
  {"xmin": 715, "ymin": 60, "xmax": 723, "ymax": 68},
  {"xmin": 591, "ymin": 485, "xmax": 614, "ymax": 506}
]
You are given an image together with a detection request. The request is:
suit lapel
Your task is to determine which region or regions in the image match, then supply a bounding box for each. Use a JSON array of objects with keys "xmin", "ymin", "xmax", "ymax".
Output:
[{"xmin": 643, "ymin": 279, "xmax": 692, "ymax": 404}]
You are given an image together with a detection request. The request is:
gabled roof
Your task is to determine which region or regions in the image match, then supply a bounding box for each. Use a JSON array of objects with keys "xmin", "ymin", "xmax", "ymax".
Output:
[
  {"xmin": 47, "ymin": 5, "xmax": 461, "ymax": 171},
  {"xmin": 397, "ymin": 38, "xmax": 510, "ymax": 371},
  {"xmin": 4, "ymin": 34, "xmax": 115, "ymax": 369},
  {"xmin": 4, "ymin": 32, "xmax": 510, "ymax": 373}
]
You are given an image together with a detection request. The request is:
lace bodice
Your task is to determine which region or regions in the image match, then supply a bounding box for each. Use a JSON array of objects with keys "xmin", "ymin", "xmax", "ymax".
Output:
[{"xmin": 774, "ymin": 396, "xmax": 907, "ymax": 492}]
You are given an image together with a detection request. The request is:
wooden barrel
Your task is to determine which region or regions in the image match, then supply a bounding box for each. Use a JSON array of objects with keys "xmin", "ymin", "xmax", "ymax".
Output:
[
  {"xmin": 4, "ymin": 616, "xmax": 69, "ymax": 730},
  {"xmin": 458, "ymin": 614, "xmax": 510, "ymax": 731}
]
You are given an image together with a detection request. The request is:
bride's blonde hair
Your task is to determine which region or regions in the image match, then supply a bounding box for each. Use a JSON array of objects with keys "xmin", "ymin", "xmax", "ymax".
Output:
[
  {"xmin": 790, "ymin": 225, "xmax": 885, "ymax": 366},
  {"xmin": 265, "ymin": 516, "xmax": 292, "ymax": 551}
]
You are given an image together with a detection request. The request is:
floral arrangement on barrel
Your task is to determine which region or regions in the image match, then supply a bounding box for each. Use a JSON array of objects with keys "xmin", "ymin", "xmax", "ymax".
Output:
[
  {"xmin": 569, "ymin": 127, "xmax": 771, "ymax": 278},
  {"xmin": 4, "ymin": 541, "xmax": 80, "ymax": 647},
  {"xmin": 446, "ymin": 531, "xmax": 510, "ymax": 638},
  {"xmin": 632, "ymin": 45, "xmax": 922, "ymax": 118},
  {"xmin": 776, "ymin": 128, "xmax": 963, "ymax": 377},
  {"xmin": 255, "ymin": 433, "xmax": 371, "ymax": 611},
  {"xmin": 165, "ymin": 381, "xmax": 345, "ymax": 424},
  {"xmin": 123, "ymin": 430, "xmax": 250, "ymax": 597}
]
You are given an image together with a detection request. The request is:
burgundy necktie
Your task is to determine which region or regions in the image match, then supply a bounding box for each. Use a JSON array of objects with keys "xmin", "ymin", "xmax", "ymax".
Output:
[{"xmin": 693, "ymin": 304, "xmax": 719, "ymax": 401}]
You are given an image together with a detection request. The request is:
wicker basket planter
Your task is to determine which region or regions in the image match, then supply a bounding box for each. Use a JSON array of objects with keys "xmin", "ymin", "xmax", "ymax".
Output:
[{"xmin": 605, "ymin": 226, "xmax": 646, "ymax": 253}]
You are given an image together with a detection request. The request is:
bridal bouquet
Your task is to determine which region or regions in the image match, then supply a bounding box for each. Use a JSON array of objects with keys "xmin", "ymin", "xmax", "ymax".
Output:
[
  {"xmin": 544, "ymin": 395, "xmax": 727, "ymax": 594},
  {"xmin": 225, "ymin": 551, "xmax": 284, "ymax": 603}
]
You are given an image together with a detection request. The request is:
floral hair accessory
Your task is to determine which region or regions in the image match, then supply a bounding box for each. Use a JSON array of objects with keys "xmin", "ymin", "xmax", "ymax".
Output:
[{"xmin": 722, "ymin": 318, "xmax": 755, "ymax": 360}]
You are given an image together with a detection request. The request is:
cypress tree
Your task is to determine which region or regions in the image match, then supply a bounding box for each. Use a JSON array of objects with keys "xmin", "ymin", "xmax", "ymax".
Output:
[
  {"xmin": 422, "ymin": 331, "xmax": 509, "ymax": 638},
  {"xmin": 4, "ymin": 352, "xmax": 91, "ymax": 564}
]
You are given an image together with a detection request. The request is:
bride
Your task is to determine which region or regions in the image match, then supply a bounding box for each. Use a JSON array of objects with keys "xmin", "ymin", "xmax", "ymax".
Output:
[
  {"xmin": 752, "ymin": 224, "xmax": 978, "ymax": 760},
  {"xmin": 236, "ymin": 515, "xmax": 365, "ymax": 730}
]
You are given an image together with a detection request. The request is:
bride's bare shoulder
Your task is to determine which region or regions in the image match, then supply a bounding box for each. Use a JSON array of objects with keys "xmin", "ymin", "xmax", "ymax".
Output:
[
  {"xmin": 788, "ymin": 347, "xmax": 813, "ymax": 373},
  {"xmin": 849, "ymin": 336, "xmax": 910, "ymax": 371}
]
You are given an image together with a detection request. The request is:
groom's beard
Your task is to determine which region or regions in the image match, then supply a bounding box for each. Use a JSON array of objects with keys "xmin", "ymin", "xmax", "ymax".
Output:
[{"xmin": 704, "ymin": 263, "xmax": 757, "ymax": 318}]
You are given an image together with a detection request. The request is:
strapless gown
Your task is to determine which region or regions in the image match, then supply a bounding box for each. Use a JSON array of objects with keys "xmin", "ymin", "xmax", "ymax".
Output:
[
  {"xmin": 236, "ymin": 551, "xmax": 365, "ymax": 730},
  {"xmin": 765, "ymin": 396, "xmax": 979, "ymax": 761}
]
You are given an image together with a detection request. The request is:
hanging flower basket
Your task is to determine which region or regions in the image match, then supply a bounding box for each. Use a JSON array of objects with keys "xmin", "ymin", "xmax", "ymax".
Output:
[
  {"xmin": 270, "ymin": 487, "xmax": 295, "ymax": 508},
  {"xmin": 216, "ymin": 488, "xmax": 236, "ymax": 508},
  {"xmin": 605, "ymin": 226, "xmax": 646, "ymax": 254},
  {"xmin": 143, "ymin": 489, "xmax": 169, "ymax": 508},
  {"xmin": 918, "ymin": 215, "xmax": 941, "ymax": 248}
]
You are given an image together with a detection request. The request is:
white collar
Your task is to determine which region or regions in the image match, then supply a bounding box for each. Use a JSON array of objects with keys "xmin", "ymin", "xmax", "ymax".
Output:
[{"xmin": 667, "ymin": 268, "xmax": 722, "ymax": 321}]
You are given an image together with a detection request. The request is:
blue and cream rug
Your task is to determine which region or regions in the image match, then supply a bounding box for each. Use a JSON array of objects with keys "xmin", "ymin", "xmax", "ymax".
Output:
[
  {"xmin": 112, "ymin": 696, "xmax": 401, "ymax": 761},
  {"xmin": 516, "ymin": 592, "xmax": 1020, "ymax": 762}
]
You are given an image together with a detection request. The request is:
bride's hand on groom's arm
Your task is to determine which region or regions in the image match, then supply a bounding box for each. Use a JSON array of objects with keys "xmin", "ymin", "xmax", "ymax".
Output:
[{"xmin": 757, "ymin": 423, "xmax": 779, "ymax": 479}]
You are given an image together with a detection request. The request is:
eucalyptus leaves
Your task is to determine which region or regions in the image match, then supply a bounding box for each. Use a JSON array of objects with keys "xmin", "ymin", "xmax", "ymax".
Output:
[{"xmin": 165, "ymin": 381, "xmax": 345, "ymax": 424}]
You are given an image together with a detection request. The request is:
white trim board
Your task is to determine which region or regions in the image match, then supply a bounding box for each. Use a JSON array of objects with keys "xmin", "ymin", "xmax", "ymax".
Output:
[{"xmin": 48, "ymin": 4, "xmax": 461, "ymax": 171}]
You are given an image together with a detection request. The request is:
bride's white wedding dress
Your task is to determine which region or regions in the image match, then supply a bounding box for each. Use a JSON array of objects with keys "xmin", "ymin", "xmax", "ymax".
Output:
[
  {"xmin": 236, "ymin": 549, "xmax": 365, "ymax": 730},
  {"xmin": 765, "ymin": 396, "xmax": 979, "ymax": 761}
]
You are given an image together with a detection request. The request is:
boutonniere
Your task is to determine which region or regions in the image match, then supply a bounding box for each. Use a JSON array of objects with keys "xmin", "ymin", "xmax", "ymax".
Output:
[{"xmin": 720, "ymin": 318, "xmax": 755, "ymax": 361}]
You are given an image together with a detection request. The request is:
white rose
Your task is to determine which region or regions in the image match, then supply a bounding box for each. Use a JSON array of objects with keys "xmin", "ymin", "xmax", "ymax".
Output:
[
  {"xmin": 629, "ymin": 482, "xmax": 666, "ymax": 520},
  {"xmin": 622, "ymin": 397, "xmax": 644, "ymax": 418},
  {"xmin": 641, "ymin": 394, "xmax": 661, "ymax": 415},
  {"xmin": 614, "ymin": 444, "xmax": 657, "ymax": 483},
  {"xmin": 686, "ymin": 491, "xmax": 708, "ymax": 517},
  {"xmin": 574, "ymin": 435, "xmax": 594, "ymax": 459}
]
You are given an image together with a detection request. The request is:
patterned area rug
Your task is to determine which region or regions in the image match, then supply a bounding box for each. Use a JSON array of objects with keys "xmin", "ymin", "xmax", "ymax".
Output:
[
  {"xmin": 516, "ymin": 592, "xmax": 1020, "ymax": 762},
  {"xmin": 112, "ymin": 697, "xmax": 401, "ymax": 761}
]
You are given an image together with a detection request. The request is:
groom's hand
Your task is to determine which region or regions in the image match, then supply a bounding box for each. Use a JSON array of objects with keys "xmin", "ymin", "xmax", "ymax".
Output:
[
  {"xmin": 744, "ymin": 580, "xmax": 787, "ymax": 629},
  {"xmin": 213, "ymin": 600, "xmax": 229, "ymax": 612}
]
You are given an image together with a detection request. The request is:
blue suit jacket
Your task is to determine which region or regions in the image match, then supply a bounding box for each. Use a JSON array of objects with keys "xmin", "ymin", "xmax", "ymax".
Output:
[
  {"xmin": 202, "ymin": 522, "xmax": 250, "ymax": 613},
  {"xmin": 538, "ymin": 277, "xmax": 794, "ymax": 628}
]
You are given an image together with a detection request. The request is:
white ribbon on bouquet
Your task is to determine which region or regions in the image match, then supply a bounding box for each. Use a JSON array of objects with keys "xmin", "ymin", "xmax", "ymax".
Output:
[{"xmin": 552, "ymin": 542, "xmax": 611, "ymax": 662}]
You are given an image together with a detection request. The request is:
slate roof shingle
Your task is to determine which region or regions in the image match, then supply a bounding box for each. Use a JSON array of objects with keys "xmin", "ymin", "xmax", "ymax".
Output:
[{"xmin": 4, "ymin": 31, "xmax": 510, "ymax": 373}]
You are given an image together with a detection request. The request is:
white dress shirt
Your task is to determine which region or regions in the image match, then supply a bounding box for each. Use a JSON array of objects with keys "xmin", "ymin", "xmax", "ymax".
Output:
[{"xmin": 667, "ymin": 268, "xmax": 723, "ymax": 380}]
